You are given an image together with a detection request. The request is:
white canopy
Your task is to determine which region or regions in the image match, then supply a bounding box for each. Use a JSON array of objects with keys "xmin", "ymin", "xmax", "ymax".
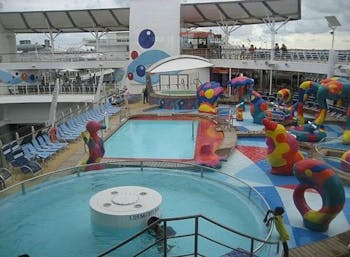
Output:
[{"xmin": 146, "ymin": 55, "xmax": 213, "ymax": 74}]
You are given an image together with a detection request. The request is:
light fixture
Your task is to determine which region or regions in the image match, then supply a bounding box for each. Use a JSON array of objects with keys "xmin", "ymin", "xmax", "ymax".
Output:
[
  {"xmin": 325, "ymin": 16, "xmax": 341, "ymax": 29},
  {"xmin": 325, "ymin": 16, "xmax": 341, "ymax": 49}
]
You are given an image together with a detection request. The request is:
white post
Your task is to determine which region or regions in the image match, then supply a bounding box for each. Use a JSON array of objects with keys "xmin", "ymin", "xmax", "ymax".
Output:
[
  {"xmin": 104, "ymin": 111, "xmax": 109, "ymax": 131},
  {"xmin": 48, "ymin": 77, "xmax": 60, "ymax": 128},
  {"xmin": 263, "ymin": 16, "xmax": 290, "ymax": 96}
]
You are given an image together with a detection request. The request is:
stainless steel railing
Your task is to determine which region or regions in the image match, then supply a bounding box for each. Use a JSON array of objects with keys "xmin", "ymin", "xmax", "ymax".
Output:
[{"xmin": 0, "ymin": 160, "xmax": 277, "ymax": 257}]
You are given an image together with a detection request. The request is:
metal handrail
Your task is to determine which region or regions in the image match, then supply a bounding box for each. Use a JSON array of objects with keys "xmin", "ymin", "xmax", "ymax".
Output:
[
  {"xmin": 1, "ymin": 48, "xmax": 349, "ymax": 65},
  {"xmin": 0, "ymin": 160, "xmax": 276, "ymax": 256},
  {"xmin": 96, "ymin": 214, "xmax": 280, "ymax": 257}
]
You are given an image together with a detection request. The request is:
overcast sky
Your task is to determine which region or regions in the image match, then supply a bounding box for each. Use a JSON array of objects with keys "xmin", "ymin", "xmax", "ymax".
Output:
[{"xmin": 1, "ymin": 0, "xmax": 349, "ymax": 50}]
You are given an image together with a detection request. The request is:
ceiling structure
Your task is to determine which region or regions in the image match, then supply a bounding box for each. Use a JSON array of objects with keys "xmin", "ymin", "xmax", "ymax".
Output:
[
  {"xmin": 0, "ymin": 8, "xmax": 130, "ymax": 33},
  {"xmin": 0, "ymin": 0, "xmax": 301, "ymax": 34},
  {"xmin": 181, "ymin": 0, "xmax": 301, "ymax": 27}
]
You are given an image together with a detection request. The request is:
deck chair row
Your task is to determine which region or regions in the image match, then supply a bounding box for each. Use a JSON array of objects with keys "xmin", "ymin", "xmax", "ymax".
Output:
[
  {"xmin": 22, "ymin": 133, "xmax": 68, "ymax": 162},
  {"xmin": 1, "ymin": 141, "xmax": 42, "ymax": 188},
  {"xmin": 56, "ymin": 103, "xmax": 120, "ymax": 142}
]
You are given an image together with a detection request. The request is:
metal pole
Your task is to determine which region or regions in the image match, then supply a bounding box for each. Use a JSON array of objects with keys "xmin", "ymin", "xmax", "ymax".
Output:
[
  {"xmin": 331, "ymin": 29, "xmax": 335, "ymax": 49},
  {"xmin": 269, "ymin": 69, "xmax": 273, "ymax": 95},
  {"xmin": 194, "ymin": 217, "xmax": 199, "ymax": 256},
  {"xmin": 163, "ymin": 220, "xmax": 168, "ymax": 257},
  {"xmin": 269, "ymin": 29, "xmax": 275, "ymax": 96},
  {"xmin": 192, "ymin": 120, "xmax": 194, "ymax": 140}
]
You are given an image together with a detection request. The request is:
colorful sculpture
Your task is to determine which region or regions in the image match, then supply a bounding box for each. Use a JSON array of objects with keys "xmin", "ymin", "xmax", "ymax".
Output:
[
  {"xmin": 194, "ymin": 118, "xmax": 225, "ymax": 168},
  {"xmin": 81, "ymin": 120, "xmax": 106, "ymax": 166},
  {"xmin": 227, "ymin": 75, "xmax": 254, "ymax": 110},
  {"xmin": 277, "ymin": 88, "xmax": 292, "ymax": 105},
  {"xmin": 235, "ymin": 102, "xmax": 244, "ymax": 121},
  {"xmin": 263, "ymin": 118, "xmax": 304, "ymax": 175},
  {"xmin": 293, "ymin": 77, "xmax": 350, "ymax": 144},
  {"xmin": 273, "ymin": 88, "xmax": 295, "ymax": 124},
  {"xmin": 197, "ymin": 81, "xmax": 224, "ymax": 114},
  {"xmin": 341, "ymin": 150, "xmax": 350, "ymax": 173},
  {"xmin": 250, "ymin": 91, "xmax": 272, "ymax": 124},
  {"xmin": 289, "ymin": 122, "xmax": 327, "ymax": 142},
  {"xmin": 293, "ymin": 159, "xmax": 345, "ymax": 232}
]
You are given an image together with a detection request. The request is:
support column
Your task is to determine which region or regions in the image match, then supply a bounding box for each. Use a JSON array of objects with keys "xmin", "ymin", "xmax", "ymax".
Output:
[
  {"xmin": 48, "ymin": 76, "xmax": 60, "ymax": 128},
  {"xmin": 263, "ymin": 16, "xmax": 290, "ymax": 95},
  {"xmin": 45, "ymin": 30, "xmax": 61, "ymax": 54}
]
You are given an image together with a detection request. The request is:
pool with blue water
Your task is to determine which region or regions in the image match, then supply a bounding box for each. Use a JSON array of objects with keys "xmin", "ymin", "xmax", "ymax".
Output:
[
  {"xmin": 104, "ymin": 120, "xmax": 199, "ymax": 159},
  {"xmin": 0, "ymin": 168, "xmax": 268, "ymax": 257}
]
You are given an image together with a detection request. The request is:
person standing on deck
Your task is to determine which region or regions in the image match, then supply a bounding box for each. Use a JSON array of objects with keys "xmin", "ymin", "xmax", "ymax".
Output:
[
  {"xmin": 264, "ymin": 206, "xmax": 290, "ymax": 257},
  {"xmin": 123, "ymin": 86, "xmax": 129, "ymax": 108},
  {"xmin": 143, "ymin": 86, "xmax": 148, "ymax": 103}
]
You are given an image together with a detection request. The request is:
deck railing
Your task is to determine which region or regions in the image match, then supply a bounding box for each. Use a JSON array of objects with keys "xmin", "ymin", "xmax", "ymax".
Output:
[
  {"xmin": 97, "ymin": 214, "xmax": 280, "ymax": 257},
  {"xmin": 0, "ymin": 161, "xmax": 279, "ymax": 256},
  {"xmin": 182, "ymin": 48, "xmax": 350, "ymax": 64},
  {"xmin": 1, "ymin": 48, "xmax": 349, "ymax": 65}
]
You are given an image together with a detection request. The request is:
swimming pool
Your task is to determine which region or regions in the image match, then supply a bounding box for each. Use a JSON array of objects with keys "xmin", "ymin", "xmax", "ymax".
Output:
[
  {"xmin": 104, "ymin": 119, "xmax": 198, "ymax": 159},
  {"xmin": 0, "ymin": 163, "xmax": 271, "ymax": 257},
  {"xmin": 103, "ymin": 115, "xmax": 226, "ymax": 168}
]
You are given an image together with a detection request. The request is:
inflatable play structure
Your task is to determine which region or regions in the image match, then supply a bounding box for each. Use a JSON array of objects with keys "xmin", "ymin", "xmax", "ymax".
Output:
[
  {"xmin": 263, "ymin": 118, "xmax": 304, "ymax": 175},
  {"xmin": 194, "ymin": 117, "xmax": 225, "ymax": 168},
  {"xmin": 235, "ymin": 102, "xmax": 245, "ymax": 121},
  {"xmin": 250, "ymin": 91, "xmax": 273, "ymax": 124},
  {"xmin": 227, "ymin": 75, "xmax": 254, "ymax": 109},
  {"xmin": 197, "ymin": 81, "xmax": 224, "ymax": 114},
  {"xmin": 293, "ymin": 159, "xmax": 345, "ymax": 232},
  {"xmin": 290, "ymin": 121, "xmax": 327, "ymax": 142},
  {"xmin": 271, "ymin": 88, "xmax": 295, "ymax": 124},
  {"xmin": 277, "ymin": 88, "xmax": 292, "ymax": 105},
  {"xmin": 81, "ymin": 120, "xmax": 106, "ymax": 168},
  {"xmin": 290, "ymin": 77, "xmax": 350, "ymax": 144}
]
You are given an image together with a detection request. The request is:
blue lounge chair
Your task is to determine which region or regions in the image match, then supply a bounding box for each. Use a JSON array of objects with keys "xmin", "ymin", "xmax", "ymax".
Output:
[
  {"xmin": 22, "ymin": 143, "xmax": 54, "ymax": 161},
  {"xmin": 58, "ymin": 123, "xmax": 82, "ymax": 136},
  {"xmin": 37, "ymin": 136, "xmax": 64, "ymax": 151},
  {"xmin": 0, "ymin": 168, "xmax": 13, "ymax": 189},
  {"xmin": 2, "ymin": 141, "xmax": 42, "ymax": 176},
  {"xmin": 56, "ymin": 127, "xmax": 80, "ymax": 142},
  {"xmin": 42, "ymin": 134, "xmax": 68, "ymax": 148},
  {"xmin": 31, "ymin": 138, "xmax": 58, "ymax": 154}
]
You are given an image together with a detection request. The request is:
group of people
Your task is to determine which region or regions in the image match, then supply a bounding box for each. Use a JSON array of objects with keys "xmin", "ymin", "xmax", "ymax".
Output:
[{"xmin": 275, "ymin": 43, "xmax": 288, "ymax": 55}]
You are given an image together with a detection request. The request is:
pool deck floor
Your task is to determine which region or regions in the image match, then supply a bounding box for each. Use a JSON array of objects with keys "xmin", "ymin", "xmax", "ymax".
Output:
[{"xmin": 4, "ymin": 100, "xmax": 350, "ymax": 256}]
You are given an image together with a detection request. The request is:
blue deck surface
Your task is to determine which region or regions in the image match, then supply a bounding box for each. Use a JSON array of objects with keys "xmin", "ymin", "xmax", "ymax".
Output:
[{"xmin": 219, "ymin": 105, "xmax": 349, "ymax": 249}]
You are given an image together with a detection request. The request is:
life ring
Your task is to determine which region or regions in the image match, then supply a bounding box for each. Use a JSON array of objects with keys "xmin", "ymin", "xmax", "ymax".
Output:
[
  {"xmin": 293, "ymin": 159, "xmax": 345, "ymax": 232},
  {"xmin": 49, "ymin": 127, "xmax": 57, "ymax": 142}
]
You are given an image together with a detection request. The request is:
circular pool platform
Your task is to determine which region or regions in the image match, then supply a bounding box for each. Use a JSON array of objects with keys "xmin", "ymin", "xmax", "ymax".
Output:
[{"xmin": 89, "ymin": 186, "xmax": 162, "ymax": 228}]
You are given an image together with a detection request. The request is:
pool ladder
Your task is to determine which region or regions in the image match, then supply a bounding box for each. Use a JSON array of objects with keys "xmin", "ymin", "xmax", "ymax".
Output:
[{"xmin": 96, "ymin": 214, "xmax": 280, "ymax": 257}]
